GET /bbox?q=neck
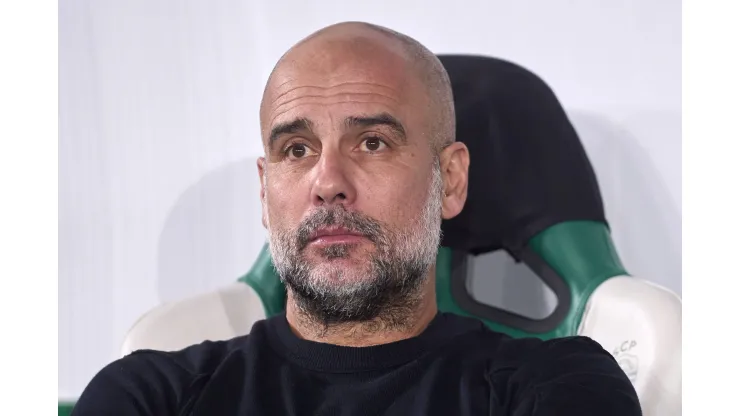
[285,273,438,347]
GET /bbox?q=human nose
[310,148,357,207]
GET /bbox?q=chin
[306,241,373,261]
[309,259,375,284]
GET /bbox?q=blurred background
[59,0,681,401]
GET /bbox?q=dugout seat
[121,54,681,416]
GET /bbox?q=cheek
[265,180,308,228]
[361,173,430,226]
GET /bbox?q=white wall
[59,0,681,399]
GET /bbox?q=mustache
[295,206,384,250]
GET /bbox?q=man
[73,22,641,415]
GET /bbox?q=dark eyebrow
[268,118,314,149]
[344,113,406,142]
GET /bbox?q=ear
[257,157,268,229]
[439,142,470,220]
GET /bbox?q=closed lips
[309,227,365,241]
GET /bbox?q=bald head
[260,22,456,152]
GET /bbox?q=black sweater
[72,312,641,415]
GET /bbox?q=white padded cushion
[121,282,266,356]
[578,276,681,416]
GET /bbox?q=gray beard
[266,161,444,331]
[276,242,429,331]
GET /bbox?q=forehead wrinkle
[269,81,400,107]
[268,100,403,132]
[273,91,401,116]
[268,93,403,129]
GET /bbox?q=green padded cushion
[437,220,627,339]
[238,246,285,317]
[58,402,74,416]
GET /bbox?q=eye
[285,143,317,160]
[360,136,388,152]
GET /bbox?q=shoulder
[515,335,629,380]
[496,334,614,367]
[432,314,641,413]
[495,335,642,415]
[135,332,254,375]
[443,315,622,371]
[72,334,252,416]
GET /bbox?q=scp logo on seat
[612,340,639,383]
[612,340,637,356]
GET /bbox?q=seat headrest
[437,55,607,258]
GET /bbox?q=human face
[258,39,444,324]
